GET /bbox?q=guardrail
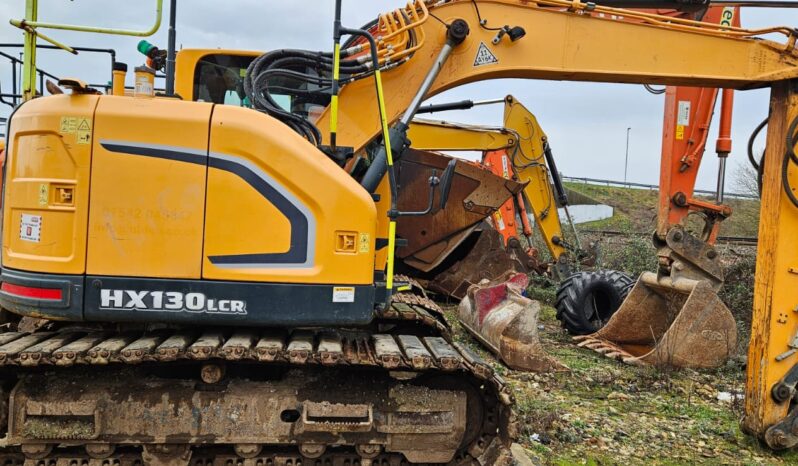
[563,175,759,200]
[581,229,758,246]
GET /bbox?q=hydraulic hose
[782,115,798,208]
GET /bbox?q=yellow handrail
[11,0,163,101]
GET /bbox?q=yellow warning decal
[76,118,92,145]
[675,125,685,141]
[358,233,370,253]
[38,184,48,206]
[59,116,78,134]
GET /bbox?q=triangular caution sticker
[473,42,499,67]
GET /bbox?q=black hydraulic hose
[782,115,798,208]
[748,117,768,171]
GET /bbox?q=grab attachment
[575,226,737,368]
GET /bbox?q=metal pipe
[165,0,177,96]
[10,0,163,37]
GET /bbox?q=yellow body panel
[2,95,98,274]
[203,105,376,285]
[408,120,514,151]
[86,97,211,278]
[744,82,798,437]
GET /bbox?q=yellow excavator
[3,1,798,463]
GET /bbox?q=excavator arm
[408,96,572,264]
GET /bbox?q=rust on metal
[574,272,737,368]
[459,273,568,372]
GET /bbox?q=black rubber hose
[783,115,798,209]
[748,117,768,171]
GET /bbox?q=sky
[1,1,797,191]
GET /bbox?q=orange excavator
[574,4,744,366]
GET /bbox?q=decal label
[332,286,355,303]
[492,211,506,231]
[473,42,499,67]
[20,214,42,242]
[38,184,48,206]
[501,155,510,179]
[100,289,247,315]
[59,116,78,134]
[720,7,735,28]
[359,233,370,253]
[677,101,691,126]
[76,118,92,144]
[675,125,685,141]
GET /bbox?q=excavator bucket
[458,272,568,372]
[574,271,737,368]
[396,149,534,298]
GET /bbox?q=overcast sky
[2,1,797,191]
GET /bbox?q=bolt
[706,249,718,260]
[672,231,683,242]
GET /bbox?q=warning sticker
[76,118,92,144]
[501,155,510,179]
[473,42,499,67]
[493,211,506,231]
[59,116,78,134]
[358,233,370,253]
[38,184,48,206]
[677,101,691,126]
[675,125,685,141]
[20,214,42,243]
[332,286,355,303]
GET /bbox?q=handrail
[9,0,162,38]
[10,0,163,101]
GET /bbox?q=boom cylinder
[361,20,470,193]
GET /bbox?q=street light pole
[624,127,631,184]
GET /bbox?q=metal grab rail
[10,0,162,101]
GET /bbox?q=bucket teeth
[577,273,737,368]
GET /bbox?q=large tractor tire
[555,270,634,335]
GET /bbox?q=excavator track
[0,300,515,466]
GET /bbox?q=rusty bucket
[458,273,567,372]
[574,271,737,368]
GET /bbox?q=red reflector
[1,282,62,300]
